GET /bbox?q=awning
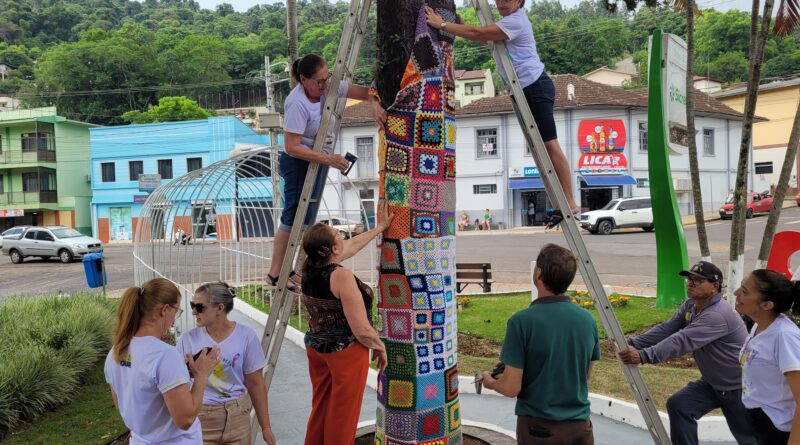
[508,178,544,190]
[579,175,637,187]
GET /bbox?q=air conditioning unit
[673,178,692,191]
[258,112,283,129]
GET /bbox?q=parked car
[1,226,103,264]
[318,217,365,239]
[580,196,654,235]
[795,192,800,206]
[0,226,29,249]
[718,192,773,219]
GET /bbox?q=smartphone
[187,346,213,376]
[343,152,358,176]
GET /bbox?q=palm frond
[774,0,800,36]
[671,0,703,15]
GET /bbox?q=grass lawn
[2,361,127,444]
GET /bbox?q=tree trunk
[287,0,298,89]
[727,0,775,302]
[755,101,800,269]
[685,0,711,261]
[375,0,425,109]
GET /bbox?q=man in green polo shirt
[482,243,599,444]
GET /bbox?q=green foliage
[122,96,212,124]
[0,294,115,440]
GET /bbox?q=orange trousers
[304,342,369,445]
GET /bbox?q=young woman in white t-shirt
[425,0,580,218]
[177,282,277,445]
[734,269,800,445]
[105,278,220,445]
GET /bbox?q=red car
[796,192,800,206]
[719,192,773,219]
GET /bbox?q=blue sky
[195,0,754,13]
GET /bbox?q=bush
[0,294,115,439]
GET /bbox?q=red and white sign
[578,153,629,175]
[0,210,24,218]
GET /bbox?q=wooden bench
[456,263,493,293]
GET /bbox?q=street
[2,206,799,298]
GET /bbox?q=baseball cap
[678,261,723,283]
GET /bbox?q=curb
[236,298,735,442]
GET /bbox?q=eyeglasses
[685,276,713,285]
[171,305,183,318]
[190,302,207,313]
[305,73,332,88]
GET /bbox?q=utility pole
[287,0,298,88]
[265,56,281,234]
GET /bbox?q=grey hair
[196,281,236,314]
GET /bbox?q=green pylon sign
[648,30,689,308]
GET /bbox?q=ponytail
[302,223,337,279]
[751,269,800,317]
[112,278,181,362]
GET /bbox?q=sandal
[268,271,302,293]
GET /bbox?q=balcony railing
[0,190,58,205]
[0,150,56,164]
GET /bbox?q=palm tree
[287,0,298,88]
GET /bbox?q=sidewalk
[231,310,733,444]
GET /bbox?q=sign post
[138,174,162,193]
[648,30,689,308]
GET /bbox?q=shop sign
[138,174,162,192]
[578,119,629,175]
[578,153,629,175]
[0,209,24,218]
[664,33,689,155]
[133,195,149,204]
[508,166,540,178]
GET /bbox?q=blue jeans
[666,380,756,445]
[278,152,327,232]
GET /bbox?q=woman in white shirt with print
[177,282,277,445]
[105,278,219,445]
[734,269,800,445]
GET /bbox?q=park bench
[456,262,493,293]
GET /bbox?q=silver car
[0,226,29,249]
[2,226,103,264]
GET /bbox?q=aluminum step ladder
[250,0,373,442]
[469,0,670,443]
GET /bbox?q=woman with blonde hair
[105,277,219,444]
[177,282,277,445]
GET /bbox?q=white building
[454,69,495,108]
[334,75,753,229]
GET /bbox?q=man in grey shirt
[617,261,756,445]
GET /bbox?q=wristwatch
[440,22,447,30]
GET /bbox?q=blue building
[90,117,277,243]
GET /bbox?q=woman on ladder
[267,54,386,292]
[426,1,580,222]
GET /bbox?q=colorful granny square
[431,328,444,343]
[426,274,444,293]
[435,9,458,44]
[421,255,439,274]
[380,274,412,308]
[444,82,456,114]
[414,311,431,329]
[446,400,461,434]
[413,149,443,179]
[378,372,388,405]
[394,82,423,113]
[387,379,416,411]
[412,34,441,74]
[414,328,429,344]
[412,292,430,310]
[408,275,427,293]
[444,289,454,303]
[422,78,443,113]
[384,206,411,240]
[384,408,417,440]
[381,238,405,275]
[429,292,446,309]
[416,373,445,410]
[385,173,411,206]
[412,180,443,211]
[444,117,456,151]
[431,310,446,326]
[386,110,416,146]
[384,309,413,342]
[439,211,455,236]
[415,114,445,150]
[411,210,440,238]
[418,407,446,439]
[444,153,456,180]
[385,143,411,175]
[386,341,417,379]
[445,366,459,402]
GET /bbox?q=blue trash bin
[83,252,107,288]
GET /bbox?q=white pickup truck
[1,226,103,264]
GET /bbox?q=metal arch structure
[132,144,377,333]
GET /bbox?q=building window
[355,137,374,178]
[636,178,650,188]
[473,184,497,194]
[476,128,498,158]
[21,132,52,151]
[158,159,173,180]
[638,122,648,152]
[0,135,3,153]
[0,175,3,194]
[22,172,39,191]
[755,162,773,175]
[101,162,115,182]
[703,129,715,156]
[187,157,203,172]
[465,82,484,95]
[129,161,143,181]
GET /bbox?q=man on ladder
[427,0,672,443]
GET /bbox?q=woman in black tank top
[299,202,393,444]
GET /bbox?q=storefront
[508,167,551,226]
[577,119,637,211]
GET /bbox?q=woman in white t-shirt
[734,269,800,445]
[105,278,220,445]
[425,0,580,219]
[266,53,386,294]
[177,282,277,445]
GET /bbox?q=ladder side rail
[470,0,669,443]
